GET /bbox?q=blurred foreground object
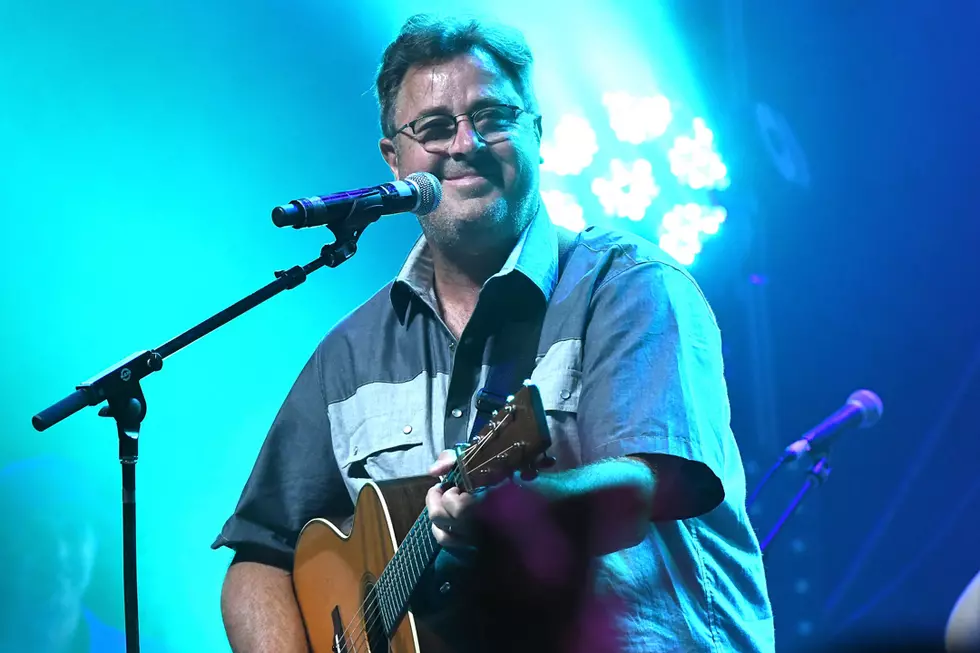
[455,481,643,653]
[947,570,980,652]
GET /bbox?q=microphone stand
[759,453,832,554]
[31,208,383,653]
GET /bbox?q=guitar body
[294,476,445,653]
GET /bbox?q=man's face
[0,516,96,647]
[380,48,541,253]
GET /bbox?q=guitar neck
[373,400,543,636]
[374,494,444,635]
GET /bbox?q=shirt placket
[443,332,484,450]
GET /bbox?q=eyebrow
[412,97,513,120]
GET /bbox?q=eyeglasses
[393,103,538,153]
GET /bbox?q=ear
[534,116,544,163]
[379,137,399,180]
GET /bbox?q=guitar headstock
[448,381,554,491]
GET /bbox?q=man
[214,13,775,653]
[0,456,166,653]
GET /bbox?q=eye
[413,115,455,139]
[474,105,517,128]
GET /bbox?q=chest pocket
[342,409,429,482]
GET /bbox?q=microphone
[272,171,442,229]
[783,389,883,462]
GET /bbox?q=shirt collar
[389,200,559,321]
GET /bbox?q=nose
[446,116,484,157]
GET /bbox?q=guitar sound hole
[361,576,391,653]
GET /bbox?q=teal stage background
[1,2,721,650]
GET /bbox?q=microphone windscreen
[405,171,442,215]
[847,389,883,428]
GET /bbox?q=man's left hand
[425,449,483,550]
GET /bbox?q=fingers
[425,482,445,520]
[426,484,477,549]
[426,483,454,545]
[443,486,476,520]
[428,448,458,477]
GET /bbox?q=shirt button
[352,446,358,455]
[403,425,413,435]
[451,408,463,418]
[560,390,571,400]
[439,582,451,594]
[448,341,455,350]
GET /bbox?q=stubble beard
[419,182,539,263]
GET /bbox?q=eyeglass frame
[391,103,541,149]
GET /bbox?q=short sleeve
[211,346,353,565]
[578,261,730,496]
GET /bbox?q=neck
[430,237,515,338]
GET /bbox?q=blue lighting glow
[541,189,587,232]
[602,92,674,144]
[657,203,727,265]
[540,114,599,176]
[668,118,730,191]
[540,91,729,267]
[591,158,661,221]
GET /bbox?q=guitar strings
[336,410,515,653]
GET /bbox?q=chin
[421,189,529,251]
[456,204,504,227]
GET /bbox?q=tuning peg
[539,455,557,469]
[519,466,539,481]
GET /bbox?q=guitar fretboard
[368,413,514,638]
[372,472,456,636]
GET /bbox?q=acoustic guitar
[292,382,552,653]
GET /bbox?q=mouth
[444,174,494,188]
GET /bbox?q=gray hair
[375,13,540,139]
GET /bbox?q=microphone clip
[319,200,384,269]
